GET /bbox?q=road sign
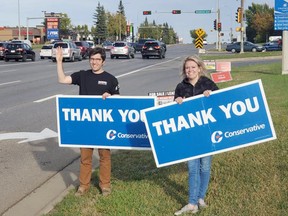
[195,28,205,49]
[143,80,277,167]
[195,10,211,14]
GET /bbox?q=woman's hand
[175,97,183,104]
[203,90,212,97]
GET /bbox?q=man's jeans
[188,156,212,205]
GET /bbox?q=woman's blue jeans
[188,156,212,205]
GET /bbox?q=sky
[1,0,275,43]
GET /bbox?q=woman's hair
[89,47,106,61]
[181,55,207,79]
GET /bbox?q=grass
[45,57,288,216]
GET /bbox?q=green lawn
[46,57,288,216]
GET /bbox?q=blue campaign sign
[57,96,156,149]
[143,80,277,167]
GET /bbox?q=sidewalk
[2,157,81,216]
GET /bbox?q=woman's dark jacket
[174,76,219,99]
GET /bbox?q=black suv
[0,42,9,60]
[4,43,35,62]
[134,38,155,53]
[141,40,166,59]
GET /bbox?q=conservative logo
[211,131,223,143]
[106,130,117,140]
[106,129,148,141]
[211,123,266,144]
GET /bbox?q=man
[56,46,119,196]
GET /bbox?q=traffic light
[172,10,181,14]
[236,7,242,23]
[143,11,151,15]
[218,22,222,31]
[213,19,217,30]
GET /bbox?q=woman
[174,55,219,215]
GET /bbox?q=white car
[203,40,208,45]
[51,41,82,62]
[40,44,53,59]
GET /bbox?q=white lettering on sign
[152,108,216,136]
[151,97,261,137]
[118,109,140,123]
[62,108,113,122]
[219,97,259,119]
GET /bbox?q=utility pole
[240,0,244,53]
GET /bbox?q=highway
[0,44,281,214]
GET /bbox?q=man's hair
[89,47,106,61]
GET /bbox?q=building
[0,26,45,44]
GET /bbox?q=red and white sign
[216,61,231,72]
[210,71,232,83]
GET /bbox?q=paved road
[0,44,281,215]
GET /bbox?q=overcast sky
[1,0,275,43]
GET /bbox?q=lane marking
[0,69,17,74]
[34,95,61,103]
[33,57,180,103]
[116,57,180,78]
[0,80,21,86]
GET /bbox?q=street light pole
[18,0,21,39]
[240,0,244,53]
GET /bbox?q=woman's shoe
[174,204,198,215]
[198,199,208,208]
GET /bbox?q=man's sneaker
[174,204,198,215]
[102,187,111,196]
[75,187,88,197]
[198,199,208,208]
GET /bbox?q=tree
[245,3,277,43]
[138,18,177,44]
[92,2,107,44]
[59,13,73,39]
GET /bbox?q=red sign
[210,71,232,83]
[216,61,231,72]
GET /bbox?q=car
[11,39,32,47]
[4,42,35,62]
[225,41,265,53]
[51,41,82,62]
[134,38,155,53]
[102,41,114,51]
[263,41,282,51]
[203,40,208,45]
[0,41,9,60]
[110,41,135,59]
[74,41,90,59]
[86,40,95,49]
[39,44,53,59]
[141,40,166,59]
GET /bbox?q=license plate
[11,50,15,53]
[148,47,153,50]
